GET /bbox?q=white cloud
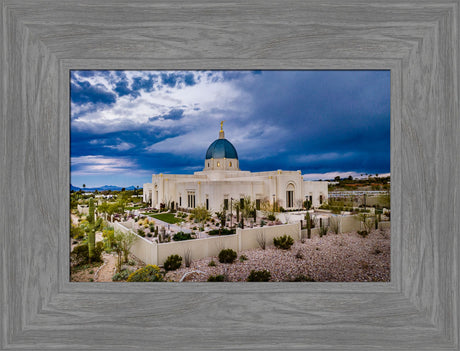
[71,71,253,134]
[71,155,139,175]
[302,171,390,181]
[104,139,135,151]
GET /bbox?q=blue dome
[205,138,238,160]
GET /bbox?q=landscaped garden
[148,212,184,224]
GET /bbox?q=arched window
[286,183,295,208]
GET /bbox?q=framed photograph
[69,69,391,283]
[1,1,458,350]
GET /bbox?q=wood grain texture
[1,1,459,350]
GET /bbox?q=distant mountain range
[70,184,139,192]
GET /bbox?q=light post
[230,197,233,228]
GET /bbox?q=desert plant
[329,217,340,234]
[218,248,237,264]
[273,235,294,250]
[357,230,369,237]
[127,265,164,282]
[256,232,266,250]
[83,217,103,263]
[295,250,304,259]
[112,269,132,281]
[207,274,225,282]
[173,232,195,241]
[184,248,192,268]
[70,241,104,266]
[305,212,311,239]
[247,269,271,282]
[137,228,145,237]
[239,254,248,262]
[70,224,85,240]
[319,222,329,237]
[208,228,236,236]
[163,254,182,271]
[208,259,216,267]
[288,274,315,282]
[356,213,374,233]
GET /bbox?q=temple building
[143,123,328,212]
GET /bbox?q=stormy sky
[70,70,390,187]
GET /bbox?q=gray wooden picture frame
[1,1,459,350]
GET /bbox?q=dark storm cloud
[149,109,184,122]
[70,79,116,105]
[70,70,390,187]
[232,70,390,174]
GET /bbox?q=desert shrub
[239,254,248,262]
[247,269,271,282]
[329,217,340,234]
[112,269,132,281]
[173,232,195,241]
[357,230,369,238]
[147,233,153,237]
[208,260,216,267]
[163,254,182,271]
[256,232,266,250]
[207,274,225,282]
[208,228,236,236]
[70,225,85,240]
[137,229,145,237]
[184,248,192,268]
[289,274,315,282]
[127,265,164,282]
[70,241,104,266]
[267,214,276,221]
[128,259,136,266]
[295,250,304,259]
[318,223,328,237]
[273,235,294,250]
[218,249,237,264]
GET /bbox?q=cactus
[306,212,311,239]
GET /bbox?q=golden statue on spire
[219,121,225,139]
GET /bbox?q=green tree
[215,204,227,229]
[192,205,211,230]
[118,230,137,263]
[232,202,241,223]
[355,213,374,234]
[241,196,256,228]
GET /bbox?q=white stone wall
[143,169,328,212]
[302,180,328,207]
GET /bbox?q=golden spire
[219,120,225,139]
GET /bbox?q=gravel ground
[165,229,391,282]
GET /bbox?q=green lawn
[149,213,183,224]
